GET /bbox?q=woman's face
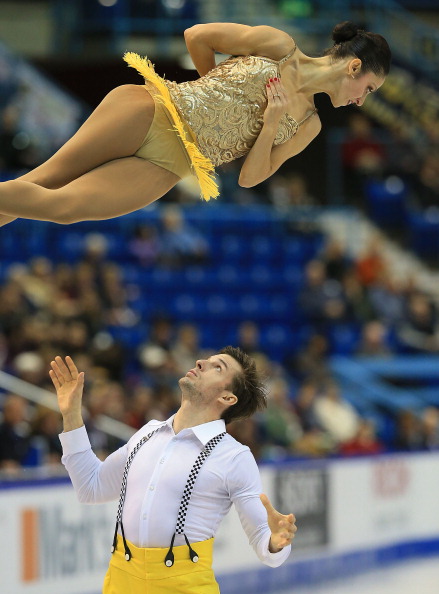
[332,61,385,108]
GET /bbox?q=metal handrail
[0,370,135,443]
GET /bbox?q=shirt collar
[149,415,226,446]
[190,419,226,446]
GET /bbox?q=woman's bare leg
[0,157,180,224]
[0,84,156,226]
[0,215,16,227]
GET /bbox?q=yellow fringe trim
[124,52,219,201]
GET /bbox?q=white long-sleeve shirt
[60,416,291,568]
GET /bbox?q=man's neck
[172,404,220,434]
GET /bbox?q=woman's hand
[50,355,85,432]
[264,77,289,127]
[260,493,297,552]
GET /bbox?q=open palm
[50,356,84,418]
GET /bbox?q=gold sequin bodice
[166,51,303,167]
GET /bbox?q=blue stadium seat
[364,177,408,229]
[408,210,439,260]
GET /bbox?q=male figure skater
[52,347,296,593]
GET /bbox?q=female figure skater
[0,21,390,226]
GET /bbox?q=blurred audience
[341,113,387,203]
[339,419,384,457]
[0,394,30,472]
[313,381,360,445]
[158,205,210,268]
[356,320,392,357]
[396,291,439,353]
[128,224,159,267]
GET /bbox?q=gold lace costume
[124,46,316,201]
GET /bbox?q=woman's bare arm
[239,113,321,188]
[184,23,294,76]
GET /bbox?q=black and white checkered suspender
[111,427,162,561]
[164,431,226,568]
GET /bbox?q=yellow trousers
[103,535,220,594]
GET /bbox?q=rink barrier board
[1,451,439,594]
[216,537,439,593]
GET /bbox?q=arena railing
[0,369,135,454]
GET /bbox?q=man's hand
[49,356,84,432]
[260,493,297,553]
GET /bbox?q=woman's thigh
[53,156,181,223]
[20,85,155,189]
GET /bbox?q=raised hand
[260,493,297,553]
[49,355,85,432]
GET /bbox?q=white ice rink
[278,556,439,594]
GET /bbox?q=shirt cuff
[59,425,91,455]
[260,531,291,567]
[266,543,291,563]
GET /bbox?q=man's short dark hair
[219,346,267,425]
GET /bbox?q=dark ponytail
[325,21,391,77]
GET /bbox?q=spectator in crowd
[0,278,32,361]
[82,232,109,274]
[0,106,33,172]
[30,406,63,465]
[100,263,139,329]
[171,323,202,377]
[82,383,116,459]
[286,333,330,382]
[158,205,210,268]
[237,320,265,359]
[128,224,159,267]
[0,394,30,471]
[12,351,46,387]
[339,419,384,456]
[356,320,392,357]
[298,259,346,328]
[290,379,335,457]
[368,273,407,327]
[138,315,173,351]
[313,381,359,445]
[268,172,316,212]
[396,291,439,353]
[416,149,439,209]
[321,239,352,283]
[386,122,421,186]
[341,112,387,202]
[261,378,304,459]
[342,268,375,323]
[422,407,439,451]
[292,379,320,433]
[124,385,155,430]
[394,409,425,452]
[355,237,386,287]
[227,416,262,459]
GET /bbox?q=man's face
[179,353,242,406]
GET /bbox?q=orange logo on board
[21,508,39,582]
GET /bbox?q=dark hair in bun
[324,20,391,77]
[332,21,360,44]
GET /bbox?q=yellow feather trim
[123,52,219,201]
